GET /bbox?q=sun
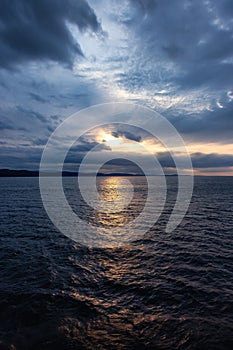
[103,133,113,142]
[102,133,123,148]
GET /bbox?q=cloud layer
[0,0,232,174]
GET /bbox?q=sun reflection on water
[98,177,120,202]
[91,176,146,229]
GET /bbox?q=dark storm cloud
[0,145,43,169]
[0,136,111,169]
[102,124,150,143]
[105,152,233,171]
[71,138,111,153]
[156,151,233,169]
[111,130,142,142]
[0,0,102,69]
[64,138,111,165]
[191,152,233,168]
[156,152,175,169]
[64,138,111,164]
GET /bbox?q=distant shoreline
[0,169,180,177]
[0,169,143,177]
[1,169,232,177]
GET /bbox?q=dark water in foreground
[0,176,233,350]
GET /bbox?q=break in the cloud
[0,0,233,174]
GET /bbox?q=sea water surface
[0,176,233,350]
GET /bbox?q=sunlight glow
[102,133,123,147]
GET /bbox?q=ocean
[0,176,233,350]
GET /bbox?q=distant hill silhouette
[0,169,40,177]
[0,169,145,177]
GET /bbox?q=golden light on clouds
[91,127,233,176]
[186,142,233,155]
[99,129,233,157]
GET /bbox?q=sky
[0,0,233,175]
